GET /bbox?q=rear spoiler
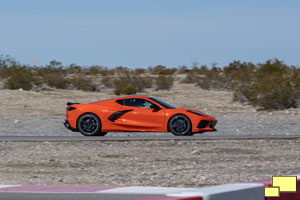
[67,102,81,106]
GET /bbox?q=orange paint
[65,96,217,135]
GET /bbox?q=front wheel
[77,113,107,136]
[168,114,193,136]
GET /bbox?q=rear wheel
[168,114,193,136]
[77,113,107,136]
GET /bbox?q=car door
[119,98,165,131]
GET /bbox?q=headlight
[187,110,206,117]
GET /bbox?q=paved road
[1,134,300,141]
[1,115,300,138]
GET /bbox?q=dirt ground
[0,81,300,187]
[0,139,300,187]
[1,82,299,119]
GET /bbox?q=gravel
[0,139,300,187]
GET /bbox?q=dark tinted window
[115,99,124,105]
[124,98,154,108]
[149,97,176,109]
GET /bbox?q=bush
[4,65,35,90]
[151,65,177,75]
[114,66,130,75]
[134,68,146,75]
[34,63,69,89]
[43,73,69,89]
[70,75,96,91]
[112,74,132,89]
[195,69,222,90]
[66,64,82,74]
[222,61,256,89]
[233,59,300,110]
[155,75,174,90]
[34,65,66,77]
[89,66,114,76]
[0,55,17,77]
[101,76,114,88]
[151,65,166,74]
[234,78,300,110]
[111,75,152,92]
[131,76,152,92]
[159,68,177,75]
[181,73,198,84]
[191,65,209,75]
[114,85,137,95]
[177,65,189,74]
[196,77,212,90]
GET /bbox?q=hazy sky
[0,0,299,68]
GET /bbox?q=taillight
[67,107,76,111]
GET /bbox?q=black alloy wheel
[77,113,107,136]
[168,114,193,136]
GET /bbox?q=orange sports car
[64,96,217,136]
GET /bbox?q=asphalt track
[1,134,300,141]
[0,192,155,200]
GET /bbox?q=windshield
[149,97,176,109]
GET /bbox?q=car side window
[115,99,124,105]
[124,98,154,109]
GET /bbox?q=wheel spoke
[80,116,98,134]
[172,118,188,134]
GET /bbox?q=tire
[168,114,193,136]
[77,113,107,136]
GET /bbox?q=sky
[0,0,299,68]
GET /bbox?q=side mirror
[151,104,161,111]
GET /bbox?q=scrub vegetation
[0,54,299,110]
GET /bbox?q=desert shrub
[114,66,130,75]
[234,77,300,110]
[111,74,152,92]
[195,68,223,90]
[155,75,174,90]
[191,65,209,75]
[131,76,152,91]
[196,77,212,90]
[114,85,137,95]
[185,65,223,90]
[66,64,82,74]
[89,66,114,76]
[70,75,96,91]
[112,74,132,89]
[181,73,199,84]
[151,65,177,75]
[233,59,300,110]
[89,66,102,74]
[232,87,251,103]
[177,65,189,74]
[101,76,114,88]
[35,65,66,77]
[151,65,166,74]
[134,68,146,75]
[159,68,177,75]
[190,61,256,90]
[222,61,256,89]
[4,65,35,90]
[43,73,69,89]
[48,60,63,68]
[34,61,69,89]
[0,55,17,77]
